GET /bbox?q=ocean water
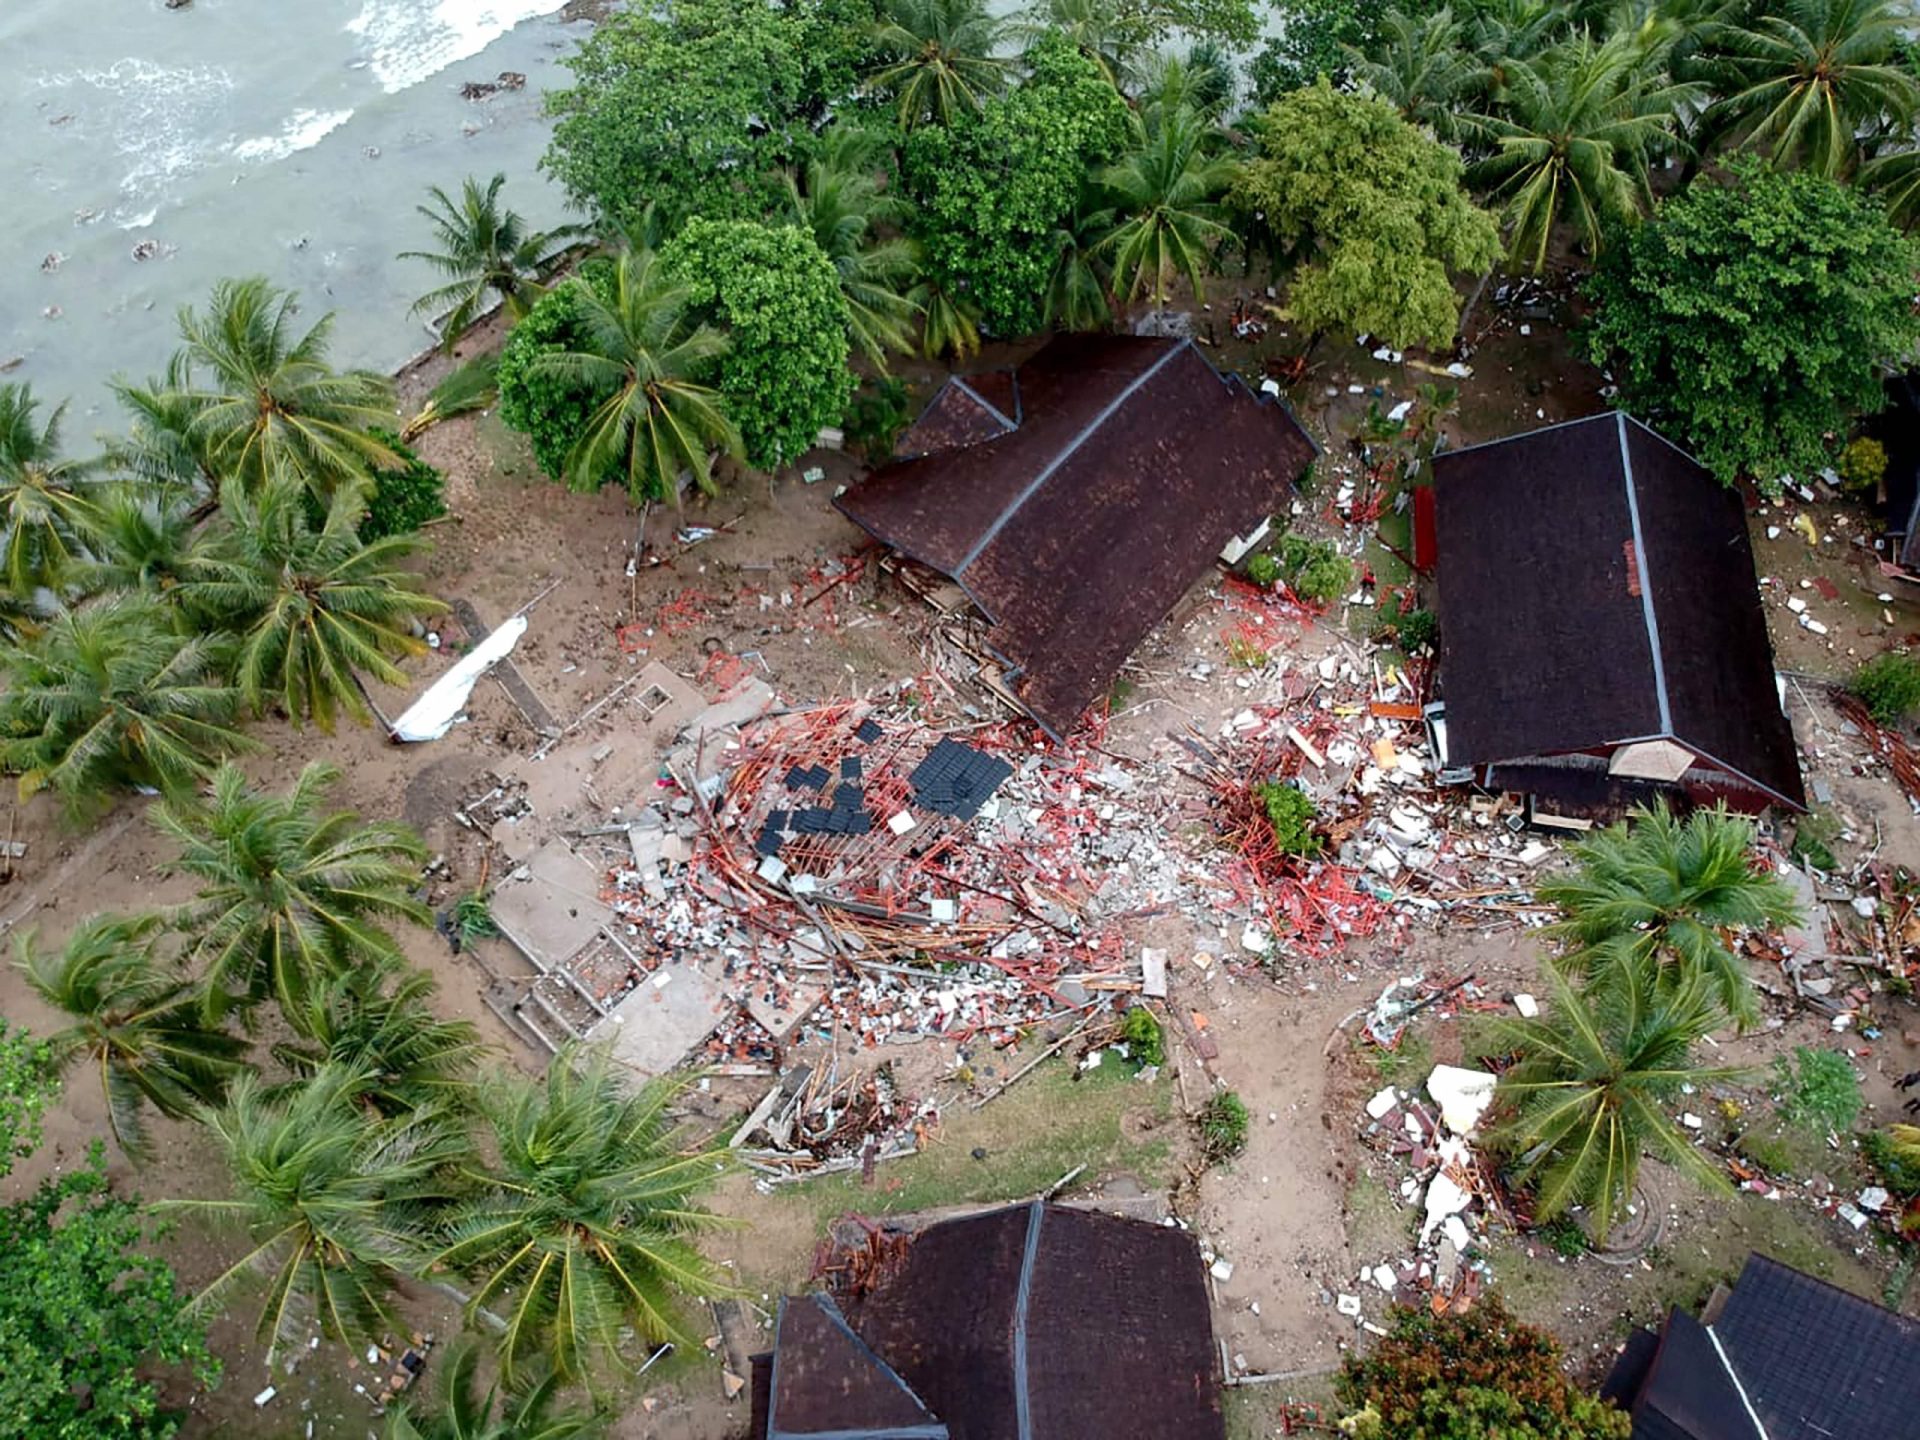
[1,0,588,430]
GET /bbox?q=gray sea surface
[1,0,587,431]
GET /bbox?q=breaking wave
[229,107,356,163]
[346,0,569,94]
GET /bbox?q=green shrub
[1336,1296,1631,1440]
[357,428,447,541]
[1736,1126,1795,1177]
[1373,604,1438,654]
[1852,651,1920,724]
[1199,1090,1250,1161]
[497,260,618,487]
[1538,1214,1587,1257]
[1773,1046,1861,1136]
[1841,435,1888,493]
[1789,807,1841,872]
[451,891,499,951]
[1244,551,1280,588]
[1275,531,1354,603]
[1864,1127,1920,1195]
[1120,1006,1164,1068]
[842,376,914,463]
[1253,779,1322,857]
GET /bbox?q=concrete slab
[591,957,733,1080]
[492,840,615,969]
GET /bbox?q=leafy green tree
[1695,0,1918,177]
[1251,0,1372,102]
[1097,104,1236,306]
[1586,160,1920,488]
[158,761,430,1020]
[1345,7,1484,135]
[182,1065,467,1356]
[436,1048,729,1388]
[0,597,247,808]
[0,382,99,599]
[0,1020,53,1179]
[1016,0,1152,90]
[273,959,485,1119]
[543,0,865,233]
[661,220,855,471]
[1336,1295,1630,1439]
[784,132,923,367]
[19,915,250,1158]
[356,428,448,541]
[1483,964,1740,1238]
[497,272,615,486]
[1462,34,1697,271]
[1231,82,1501,350]
[173,277,398,504]
[903,35,1130,338]
[382,1339,603,1440]
[1541,802,1800,1028]
[0,1145,217,1440]
[401,174,578,347]
[867,0,1011,127]
[180,479,441,731]
[526,250,741,502]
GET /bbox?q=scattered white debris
[392,614,529,741]
[1426,1065,1497,1136]
[1512,992,1539,1018]
[1366,1085,1400,1120]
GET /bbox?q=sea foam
[346,0,569,94]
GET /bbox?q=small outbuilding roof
[752,1200,1226,1440]
[1432,411,1803,810]
[836,334,1316,737]
[1608,1253,1920,1440]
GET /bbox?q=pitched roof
[828,1200,1226,1440]
[1609,1254,1920,1440]
[836,334,1316,737]
[1432,412,1803,809]
[764,1295,946,1440]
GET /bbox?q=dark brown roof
[762,1295,945,1439]
[1432,412,1803,809]
[837,335,1316,737]
[767,1201,1225,1440]
[1608,1254,1920,1440]
[896,373,1020,459]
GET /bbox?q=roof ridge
[1010,1198,1046,1440]
[954,339,1191,573]
[1617,411,1674,737]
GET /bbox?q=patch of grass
[772,1053,1175,1225]
[1852,650,1920,724]
[1199,1090,1251,1161]
[1121,1006,1165,1068]
[1106,676,1135,713]
[1223,1374,1341,1440]
[1345,1172,1411,1260]
[1364,1029,1433,1089]
[1773,1046,1862,1136]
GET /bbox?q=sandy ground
[4,289,1920,1437]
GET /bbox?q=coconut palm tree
[1016,0,1145,90]
[19,914,250,1157]
[74,482,200,600]
[181,1065,468,1356]
[173,277,399,504]
[867,0,1012,128]
[783,133,922,369]
[1141,43,1237,121]
[177,478,440,731]
[1483,963,1743,1238]
[382,1339,603,1440]
[1693,0,1919,177]
[1862,144,1920,226]
[273,959,485,1118]
[157,761,430,1020]
[0,382,99,598]
[1347,7,1485,135]
[1045,201,1116,332]
[1540,801,1800,1028]
[1461,34,1700,270]
[0,597,247,807]
[1096,105,1237,306]
[534,250,739,504]
[910,270,983,360]
[107,356,225,502]
[435,1048,730,1388]
[401,174,579,349]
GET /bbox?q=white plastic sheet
[391,614,529,742]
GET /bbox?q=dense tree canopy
[0,1146,216,1440]
[497,266,616,487]
[661,220,856,470]
[903,35,1130,338]
[1232,82,1501,350]
[543,0,873,234]
[1586,159,1920,488]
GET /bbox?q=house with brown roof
[748,1200,1226,1440]
[1602,1252,1920,1440]
[835,334,1317,738]
[1430,412,1804,821]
